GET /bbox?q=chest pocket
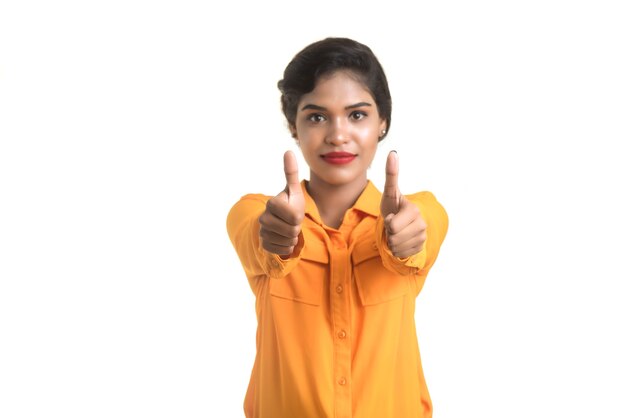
[269,238,328,306]
[352,239,409,306]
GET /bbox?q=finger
[261,241,295,256]
[385,200,423,234]
[259,228,300,247]
[284,150,301,196]
[259,209,301,238]
[384,151,400,199]
[266,195,304,226]
[387,231,426,255]
[386,223,425,248]
[391,245,425,259]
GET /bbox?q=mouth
[321,152,357,165]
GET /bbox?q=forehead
[299,70,375,107]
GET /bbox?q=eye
[351,110,367,120]
[307,113,326,123]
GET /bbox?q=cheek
[356,127,380,150]
[298,141,320,164]
[356,124,378,140]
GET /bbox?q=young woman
[227,37,448,418]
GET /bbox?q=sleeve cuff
[375,216,427,274]
[261,230,305,279]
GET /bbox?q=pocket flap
[269,236,327,306]
[301,239,329,264]
[351,239,379,265]
[352,239,409,306]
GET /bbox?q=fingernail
[391,150,397,154]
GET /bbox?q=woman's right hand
[258,151,305,256]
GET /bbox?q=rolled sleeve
[375,216,426,275]
[227,193,304,279]
[262,231,305,279]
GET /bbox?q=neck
[307,173,368,229]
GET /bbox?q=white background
[1,1,625,417]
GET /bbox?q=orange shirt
[227,180,448,418]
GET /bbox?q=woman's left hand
[379,151,427,258]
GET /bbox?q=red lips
[321,152,356,165]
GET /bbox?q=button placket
[328,230,351,417]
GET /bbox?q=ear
[378,119,387,134]
[289,125,298,141]
[378,119,388,141]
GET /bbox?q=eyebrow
[300,102,373,111]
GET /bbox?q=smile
[321,152,357,165]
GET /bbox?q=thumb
[283,150,302,198]
[384,150,400,199]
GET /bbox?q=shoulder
[404,191,448,222]
[404,191,444,208]
[227,193,271,226]
[233,193,271,206]
[405,190,438,202]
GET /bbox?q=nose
[325,118,349,145]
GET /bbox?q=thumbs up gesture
[380,151,427,258]
[259,151,305,256]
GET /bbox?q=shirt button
[335,285,343,293]
[271,259,280,268]
[338,377,347,386]
[338,330,347,339]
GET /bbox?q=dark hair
[277,37,392,141]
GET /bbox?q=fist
[259,151,305,256]
[380,151,427,258]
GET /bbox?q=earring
[379,129,387,140]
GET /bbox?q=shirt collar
[353,180,382,217]
[301,180,381,225]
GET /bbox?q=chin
[323,173,363,186]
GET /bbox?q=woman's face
[292,70,387,190]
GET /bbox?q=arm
[227,194,304,279]
[377,151,448,275]
[226,151,305,280]
[375,191,448,275]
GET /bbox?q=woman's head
[278,37,392,141]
